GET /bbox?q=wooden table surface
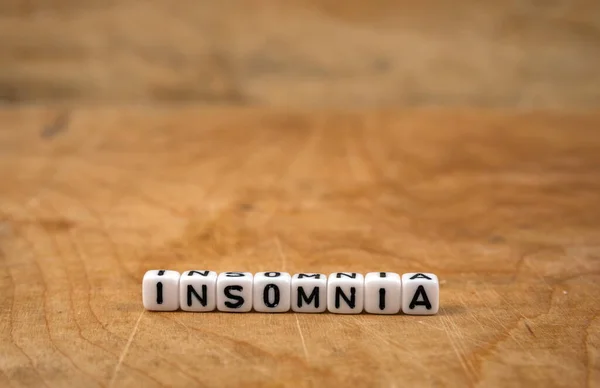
[0,106,599,387]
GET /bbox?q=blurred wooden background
[1,0,600,107]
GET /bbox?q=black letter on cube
[187,284,207,307]
[335,287,356,309]
[224,285,244,308]
[263,284,280,307]
[297,287,319,308]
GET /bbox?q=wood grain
[1,0,600,107]
[0,106,599,387]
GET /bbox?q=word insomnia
[143,271,439,315]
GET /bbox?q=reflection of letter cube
[216,272,253,312]
[179,270,217,312]
[327,272,364,314]
[142,270,180,311]
[291,273,327,313]
[253,272,291,312]
[364,272,401,314]
[401,273,439,315]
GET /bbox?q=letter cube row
[142,270,439,315]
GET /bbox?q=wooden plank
[0,106,599,387]
[1,0,600,107]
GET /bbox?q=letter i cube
[143,270,180,311]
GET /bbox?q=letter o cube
[253,272,291,312]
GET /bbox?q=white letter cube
[179,270,217,312]
[216,272,253,312]
[364,272,401,314]
[401,272,439,315]
[291,273,327,313]
[143,270,180,311]
[327,272,364,314]
[253,272,291,312]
